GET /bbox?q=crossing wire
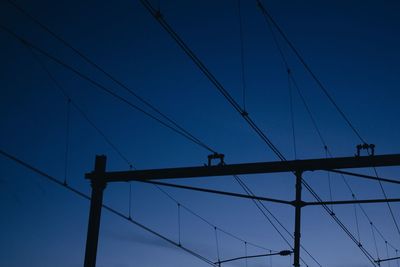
[130,13,302,262]
[2,4,322,264]
[256,0,365,144]
[234,175,320,267]
[139,1,381,266]
[0,24,217,155]
[259,0,399,256]
[5,0,216,155]
[153,184,274,252]
[0,148,216,266]
[140,0,286,161]
[256,0,400,239]
[1,22,311,264]
[6,2,388,266]
[18,29,278,256]
[23,44,133,167]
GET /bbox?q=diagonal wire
[259,0,398,258]
[256,0,400,239]
[256,0,365,143]
[0,148,216,266]
[138,1,382,266]
[20,29,275,256]
[5,0,216,154]
[0,24,215,154]
[1,5,322,262]
[1,22,309,263]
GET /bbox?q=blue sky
[0,0,400,266]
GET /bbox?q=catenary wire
[2,6,324,263]
[20,33,277,256]
[138,1,382,266]
[258,0,399,256]
[1,22,313,264]
[237,0,247,111]
[5,0,217,155]
[256,0,400,239]
[7,2,390,266]
[0,24,215,154]
[0,148,216,266]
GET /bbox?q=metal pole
[84,155,107,267]
[293,171,303,267]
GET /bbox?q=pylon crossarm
[85,154,400,182]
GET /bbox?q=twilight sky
[1,0,400,267]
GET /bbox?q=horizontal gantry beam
[85,154,400,182]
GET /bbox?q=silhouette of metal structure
[84,154,400,267]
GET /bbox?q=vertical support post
[293,170,303,267]
[84,155,107,267]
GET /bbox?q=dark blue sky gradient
[1,1,400,266]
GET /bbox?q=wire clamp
[207,153,225,166]
[355,143,375,156]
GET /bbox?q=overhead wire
[139,0,286,161]
[19,30,277,258]
[258,0,398,261]
[153,183,275,252]
[64,98,71,185]
[256,0,400,240]
[0,19,312,265]
[237,0,247,111]
[138,0,384,266]
[1,4,321,263]
[7,1,393,265]
[0,24,217,155]
[0,148,216,266]
[256,0,365,143]
[5,0,216,155]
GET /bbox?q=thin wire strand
[259,0,398,256]
[63,98,71,185]
[128,182,132,219]
[353,195,361,243]
[5,0,216,154]
[288,72,297,159]
[237,0,247,111]
[1,21,320,265]
[21,36,276,256]
[257,0,400,240]
[371,223,380,261]
[178,203,182,246]
[244,242,248,267]
[386,241,391,267]
[22,44,133,167]
[215,227,221,262]
[325,147,334,211]
[0,149,216,266]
